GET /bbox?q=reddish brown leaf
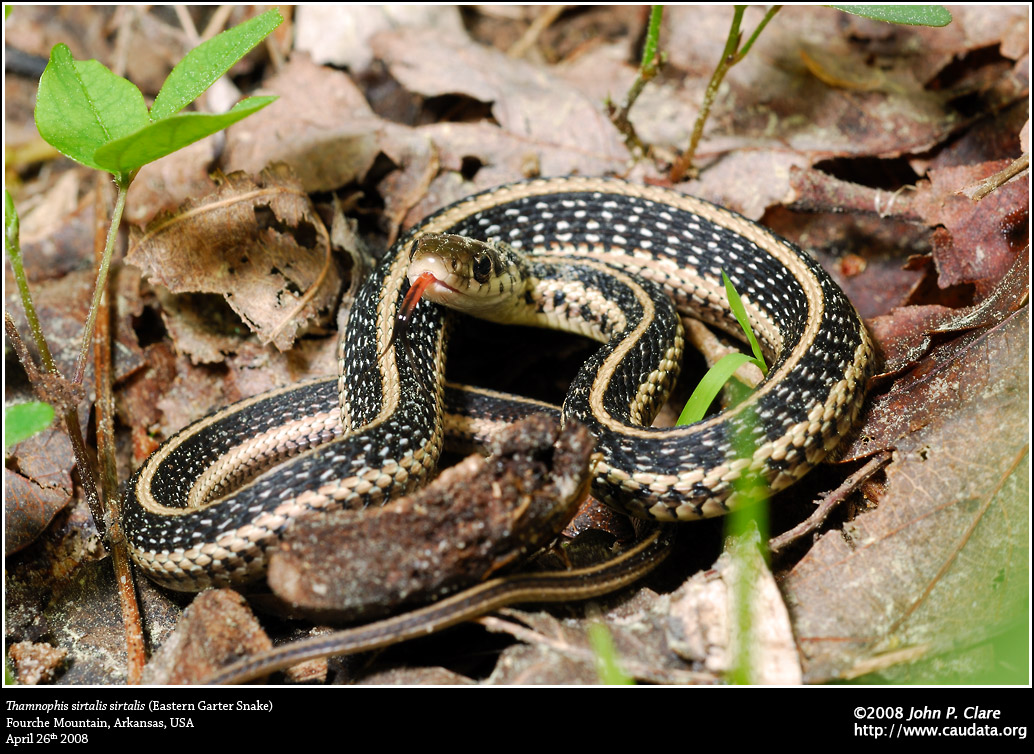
[924,164,1027,297]
[141,590,273,685]
[4,429,75,556]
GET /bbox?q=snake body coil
[123,177,874,591]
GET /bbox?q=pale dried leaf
[295,5,464,71]
[127,166,339,351]
[222,56,383,192]
[373,28,627,176]
[668,534,802,684]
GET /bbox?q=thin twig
[768,451,892,555]
[174,4,201,44]
[960,152,1029,200]
[91,177,146,685]
[200,5,236,41]
[669,5,782,183]
[508,5,567,59]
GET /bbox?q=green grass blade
[723,271,767,376]
[588,622,634,685]
[93,96,276,173]
[677,352,753,426]
[150,8,283,121]
[5,402,55,451]
[34,44,150,172]
[830,5,952,27]
[5,189,18,246]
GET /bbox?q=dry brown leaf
[375,127,440,243]
[141,590,273,685]
[865,247,1029,375]
[222,56,383,193]
[4,428,75,556]
[371,28,627,176]
[923,163,1028,297]
[127,165,339,352]
[784,308,1029,682]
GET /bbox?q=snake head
[407,233,529,314]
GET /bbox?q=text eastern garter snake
[123,176,874,680]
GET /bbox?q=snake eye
[472,254,493,284]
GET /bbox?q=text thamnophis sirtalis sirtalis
[122,176,875,682]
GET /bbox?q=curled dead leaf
[127,165,340,352]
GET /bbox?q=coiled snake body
[124,176,874,595]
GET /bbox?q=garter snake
[123,176,874,678]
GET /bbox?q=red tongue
[384,271,437,354]
[399,271,437,324]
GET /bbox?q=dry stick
[507,5,567,59]
[669,5,782,183]
[961,152,1030,201]
[768,451,892,555]
[91,179,146,684]
[201,5,238,40]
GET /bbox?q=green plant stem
[6,195,101,520]
[726,518,767,685]
[6,194,57,374]
[640,4,664,78]
[670,5,782,182]
[608,5,664,157]
[72,174,132,386]
[725,410,770,686]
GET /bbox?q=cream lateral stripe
[443,382,559,412]
[134,378,333,517]
[585,249,783,353]
[188,410,339,509]
[369,249,411,428]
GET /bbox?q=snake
[122,176,874,680]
